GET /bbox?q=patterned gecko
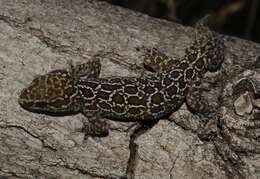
[18,22,224,137]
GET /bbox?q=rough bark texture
[0,0,260,178]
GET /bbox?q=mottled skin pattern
[18,22,224,137]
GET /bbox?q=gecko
[18,21,224,137]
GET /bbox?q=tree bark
[0,0,260,178]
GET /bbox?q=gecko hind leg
[186,81,220,140]
[141,47,180,73]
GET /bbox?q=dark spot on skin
[128,96,146,106]
[112,93,125,104]
[143,86,155,94]
[166,85,178,96]
[101,84,121,91]
[162,77,172,86]
[154,81,163,90]
[151,92,164,104]
[125,85,138,94]
[81,88,94,98]
[185,68,194,80]
[98,101,111,110]
[97,90,110,100]
[112,106,125,114]
[170,70,180,79]
[128,107,141,115]
[178,76,186,89]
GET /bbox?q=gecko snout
[18,88,36,109]
[18,75,48,110]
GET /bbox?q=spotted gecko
[18,21,224,137]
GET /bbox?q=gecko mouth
[18,98,34,109]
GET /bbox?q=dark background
[102,0,260,44]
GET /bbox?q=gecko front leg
[69,54,102,80]
[186,80,220,139]
[68,54,109,137]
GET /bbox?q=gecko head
[18,70,82,115]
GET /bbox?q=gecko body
[18,23,224,136]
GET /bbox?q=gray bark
[0,0,260,178]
